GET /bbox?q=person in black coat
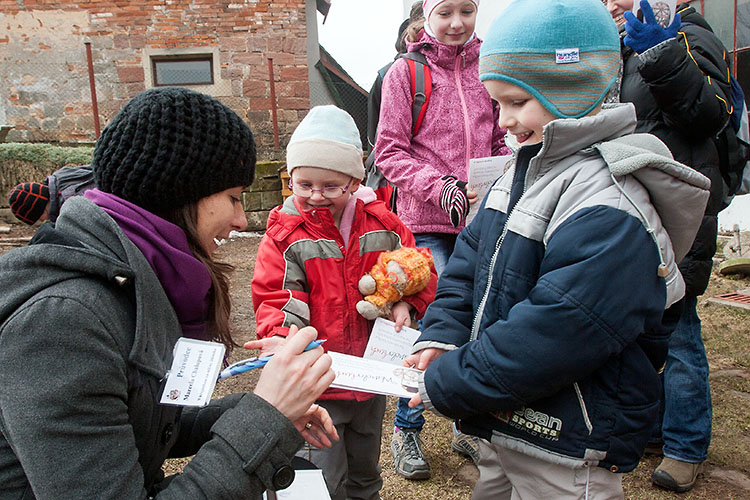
[606,0,733,492]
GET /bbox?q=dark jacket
[0,196,303,500]
[45,165,96,222]
[619,4,732,297]
[413,105,710,473]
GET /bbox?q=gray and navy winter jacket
[413,104,710,473]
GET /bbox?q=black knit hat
[8,182,50,225]
[92,87,256,213]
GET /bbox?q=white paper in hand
[328,352,422,398]
[467,155,511,224]
[363,317,421,366]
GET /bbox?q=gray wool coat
[0,196,303,500]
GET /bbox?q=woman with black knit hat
[0,87,337,499]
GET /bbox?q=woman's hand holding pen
[253,325,336,425]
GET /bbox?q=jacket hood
[0,196,181,378]
[516,103,710,264]
[594,130,710,263]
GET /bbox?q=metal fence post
[85,40,101,139]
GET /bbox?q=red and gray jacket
[252,193,437,401]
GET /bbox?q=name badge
[160,338,226,407]
[555,48,580,64]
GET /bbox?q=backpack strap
[400,51,432,137]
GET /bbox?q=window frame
[150,54,215,87]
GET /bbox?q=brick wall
[0,0,310,158]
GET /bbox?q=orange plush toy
[356,246,434,320]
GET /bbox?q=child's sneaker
[451,421,480,464]
[391,427,431,480]
[451,432,480,464]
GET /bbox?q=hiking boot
[451,431,480,464]
[391,428,431,480]
[652,457,703,492]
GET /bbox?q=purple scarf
[85,189,211,340]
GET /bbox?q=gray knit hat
[92,87,256,213]
[286,105,365,180]
[479,0,620,118]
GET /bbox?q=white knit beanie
[423,0,480,20]
[286,105,365,180]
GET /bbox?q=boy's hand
[405,347,447,371]
[390,301,413,331]
[440,175,470,227]
[292,403,339,449]
[243,334,286,357]
[467,189,479,206]
[623,0,680,54]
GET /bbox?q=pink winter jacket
[375,31,509,234]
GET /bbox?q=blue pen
[218,339,326,380]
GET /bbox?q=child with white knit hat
[402,0,712,498]
[249,105,437,500]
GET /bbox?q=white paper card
[328,352,422,399]
[467,155,512,224]
[363,318,421,366]
[263,470,331,500]
[633,0,677,27]
[160,338,225,407]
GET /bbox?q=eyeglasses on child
[289,179,353,199]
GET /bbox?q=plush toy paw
[358,274,377,296]
[356,300,391,320]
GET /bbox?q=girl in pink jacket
[375,0,508,272]
[374,0,508,481]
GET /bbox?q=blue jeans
[657,296,712,463]
[394,232,457,431]
[413,233,457,276]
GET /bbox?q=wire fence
[2,59,370,151]
[309,79,369,150]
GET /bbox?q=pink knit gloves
[440,175,470,228]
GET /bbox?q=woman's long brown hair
[163,202,237,350]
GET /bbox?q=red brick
[249,97,272,111]
[243,80,268,97]
[280,66,306,80]
[117,65,144,83]
[278,96,308,110]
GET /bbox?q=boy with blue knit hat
[401,0,712,498]
[250,105,437,500]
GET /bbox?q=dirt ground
[1,224,748,499]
